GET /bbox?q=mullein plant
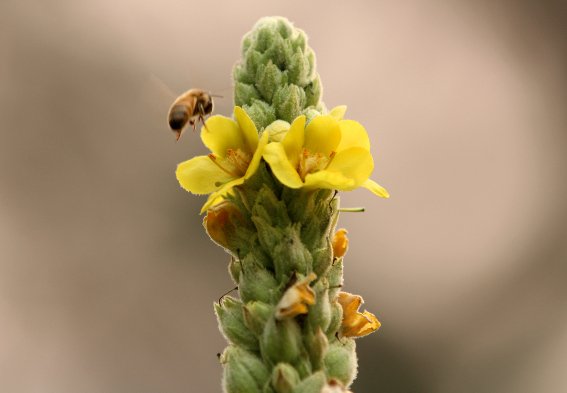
[175,17,389,393]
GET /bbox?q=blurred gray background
[1,0,567,392]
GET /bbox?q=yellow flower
[262,110,389,197]
[332,228,349,259]
[337,291,381,338]
[275,273,317,320]
[176,107,269,213]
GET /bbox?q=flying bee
[168,88,216,141]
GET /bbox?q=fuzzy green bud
[324,340,358,387]
[233,17,324,130]
[244,99,276,129]
[261,317,304,365]
[273,84,306,123]
[215,296,259,352]
[239,258,279,304]
[242,301,274,336]
[222,346,270,393]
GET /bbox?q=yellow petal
[263,142,304,188]
[326,147,374,188]
[200,177,245,213]
[200,115,246,158]
[362,179,390,198]
[201,193,226,214]
[337,120,370,151]
[244,131,269,180]
[282,115,306,167]
[265,120,291,142]
[304,115,341,156]
[234,106,259,153]
[329,105,347,121]
[303,170,356,190]
[176,156,234,194]
[338,291,381,338]
[337,292,363,316]
[332,229,349,258]
[342,310,381,338]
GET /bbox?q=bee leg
[189,119,196,132]
[198,102,211,132]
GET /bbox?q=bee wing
[148,73,178,101]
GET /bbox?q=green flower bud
[273,84,306,123]
[214,296,259,351]
[302,107,323,125]
[271,363,300,393]
[291,371,326,393]
[243,301,274,336]
[239,259,279,304]
[222,346,270,393]
[256,60,285,102]
[234,82,260,107]
[261,317,303,365]
[244,99,276,130]
[287,49,310,86]
[324,340,358,387]
[251,214,284,253]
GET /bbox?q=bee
[168,88,215,141]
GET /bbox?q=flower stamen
[208,154,239,178]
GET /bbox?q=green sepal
[304,327,329,372]
[327,259,344,299]
[326,301,343,339]
[304,75,322,107]
[271,363,300,393]
[214,296,259,352]
[252,185,292,228]
[324,339,358,387]
[243,301,274,336]
[293,356,313,380]
[291,371,326,393]
[228,256,241,284]
[312,237,333,278]
[261,317,303,365]
[272,226,312,281]
[222,346,270,393]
